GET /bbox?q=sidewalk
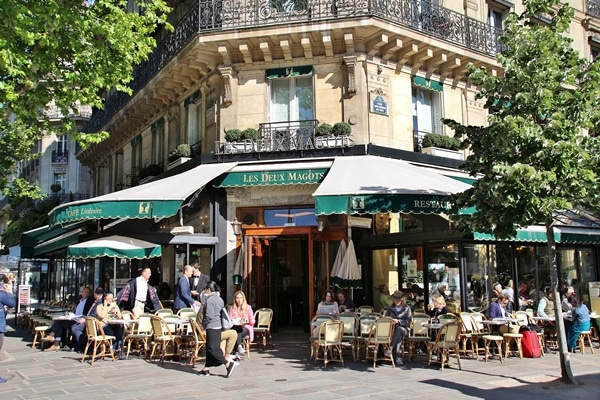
[1,315,600,399]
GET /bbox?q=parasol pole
[114,256,117,292]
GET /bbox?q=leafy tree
[443,0,600,384]
[0,0,171,198]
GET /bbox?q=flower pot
[166,157,191,171]
[422,146,464,160]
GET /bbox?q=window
[115,152,124,190]
[412,86,443,137]
[131,136,142,183]
[268,67,314,123]
[590,37,600,63]
[184,92,202,152]
[151,119,164,165]
[53,173,66,193]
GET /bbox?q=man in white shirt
[133,267,151,317]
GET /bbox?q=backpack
[221,307,234,330]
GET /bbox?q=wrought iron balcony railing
[85,0,503,134]
[588,0,600,19]
[51,150,69,163]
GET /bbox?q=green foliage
[443,0,600,239]
[168,144,191,162]
[50,184,61,193]
[315,123,333,137]
[1,196,59,246]
[241,128,260,141]
[224,129,242,142]
[332,122,352,136]
[0,0,172,198]
[422,133,461,151]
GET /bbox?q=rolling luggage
[520,327,541,358]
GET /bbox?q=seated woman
[96,291,124,351]
[312,290,338,336]
[566,295,591,352]
[229,290,255,356]
[384,290,412,366]
[427,294,451,319]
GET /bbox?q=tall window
[115,152,124,190]
[186,101,201,148]
[152,120,164,165]
[268,67,314,123]
[131,136,142,184]
[412,86,442,136]
[53,173,66,193]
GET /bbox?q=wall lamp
[231,217,243,236]
[317,215,326,232]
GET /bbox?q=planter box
[422,146,464,160]
[167,157,191,171]
[138,176,156,185]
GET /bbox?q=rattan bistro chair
[253,308,274,349]
[81,317,116,365]
[148,315,182,363]
[427,322,462,371]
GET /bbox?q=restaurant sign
[214,168,328,187]
[214,132,355,155]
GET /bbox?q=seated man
[43,287,94,351]
[336,291,356,313]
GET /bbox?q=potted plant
[315,123,333,137]
[331,121,352,137]
[421,132,463,160]
[138,164,162,182]
[167,144,192,170]
[50,184,61,194]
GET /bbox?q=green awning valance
[413,76,443,92]
[49,162,237,226]
[215,168,327,187]
[473,226,600,244]
[315,194,453,215]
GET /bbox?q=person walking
[0,274,16,383]
[198,281,237,378]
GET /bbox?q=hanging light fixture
[231,217,242,236]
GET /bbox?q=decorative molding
[343,55,357,97]
[218,65,234,106]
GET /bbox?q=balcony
[589,0,600,19]
[84,0,503,135]
[51,150,69,163]
[46,193,90,205]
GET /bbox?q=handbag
[221,307,234,330]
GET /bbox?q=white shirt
[75,297,87,315]
[136,276,148,302]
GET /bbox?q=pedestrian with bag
[198,280,237,378]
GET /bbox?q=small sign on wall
[407,260,418,278]
[370,93,389,116]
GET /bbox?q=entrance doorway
[245,235,309,332]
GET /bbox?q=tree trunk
[546,224,577,384]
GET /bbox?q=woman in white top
[312,290,338,336]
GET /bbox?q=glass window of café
[463,243,512,313]
[426,243,461,313]
[514,245,549,307]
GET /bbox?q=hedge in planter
[422,133,461,151]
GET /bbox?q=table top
[481,320,509,325]
[107,319,139,325]
[530,316,555,322]
[423,323,444,329]
[52,314,82,321]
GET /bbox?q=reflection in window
[264,207,316,227]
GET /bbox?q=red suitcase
[521,330,541,358]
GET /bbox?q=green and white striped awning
[474,226,600,244]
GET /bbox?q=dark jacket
[173,275,195,311]
[117,278,161,313]
[82,296,95,316]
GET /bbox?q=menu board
[17,285,31,315]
